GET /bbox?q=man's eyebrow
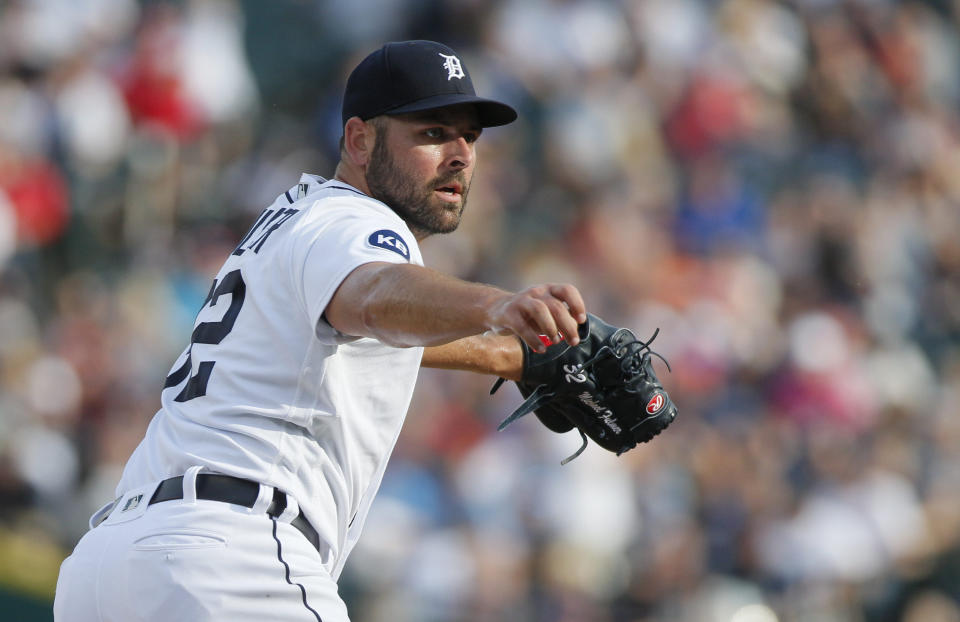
[400,110,481,129]
[405,112,453,124]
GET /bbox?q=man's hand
[484,284,587,353]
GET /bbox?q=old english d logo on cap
[438,53,465,80]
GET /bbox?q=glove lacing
[493,328,671,464]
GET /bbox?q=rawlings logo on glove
[646,393,665,414]
[491,313,677,464]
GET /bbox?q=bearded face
[363,115,476,238]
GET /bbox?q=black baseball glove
[491,313,677,464]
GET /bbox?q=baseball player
[52,40,589,621]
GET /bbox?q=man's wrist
[477,288,513,335]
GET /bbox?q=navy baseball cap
[341,40,517,129]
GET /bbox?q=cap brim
[384,94,517,127]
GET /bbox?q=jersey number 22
[163,269,246,402]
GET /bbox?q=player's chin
[425,202,463,233]
[434,212,463,233]
[431,194,464,215]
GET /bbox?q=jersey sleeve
[289,201,421,344]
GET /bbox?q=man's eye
[425,128,444,139]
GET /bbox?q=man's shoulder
[281,174,420,262]
[296,180,404,227]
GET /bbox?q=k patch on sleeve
[367,229,411,260]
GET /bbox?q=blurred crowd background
[1,0,959,620]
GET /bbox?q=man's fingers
[485,322,547,353]
[519,325,550,353]
[543,296,580,346]
[522,300,559,352]
[488,283,588,352]
[548,284,587,324]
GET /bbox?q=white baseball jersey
[116,173,424,578]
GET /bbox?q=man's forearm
[422,334,523,380]
[326,262,586,352]
[328,262,509,347]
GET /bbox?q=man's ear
[343,116,379,167]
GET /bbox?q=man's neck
[331,162,433,242]
[333,162,371,196]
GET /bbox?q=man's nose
[445,136,474,169]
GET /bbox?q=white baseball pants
[53,471,350,622]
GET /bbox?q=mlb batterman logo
[438,53,465,80]
[121,494,143,512]
[646,393,665,415]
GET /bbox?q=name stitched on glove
[577,391,622,434]
[563,364,587,384]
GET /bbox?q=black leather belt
[149,474,320,552]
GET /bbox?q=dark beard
[365,136,470,237]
